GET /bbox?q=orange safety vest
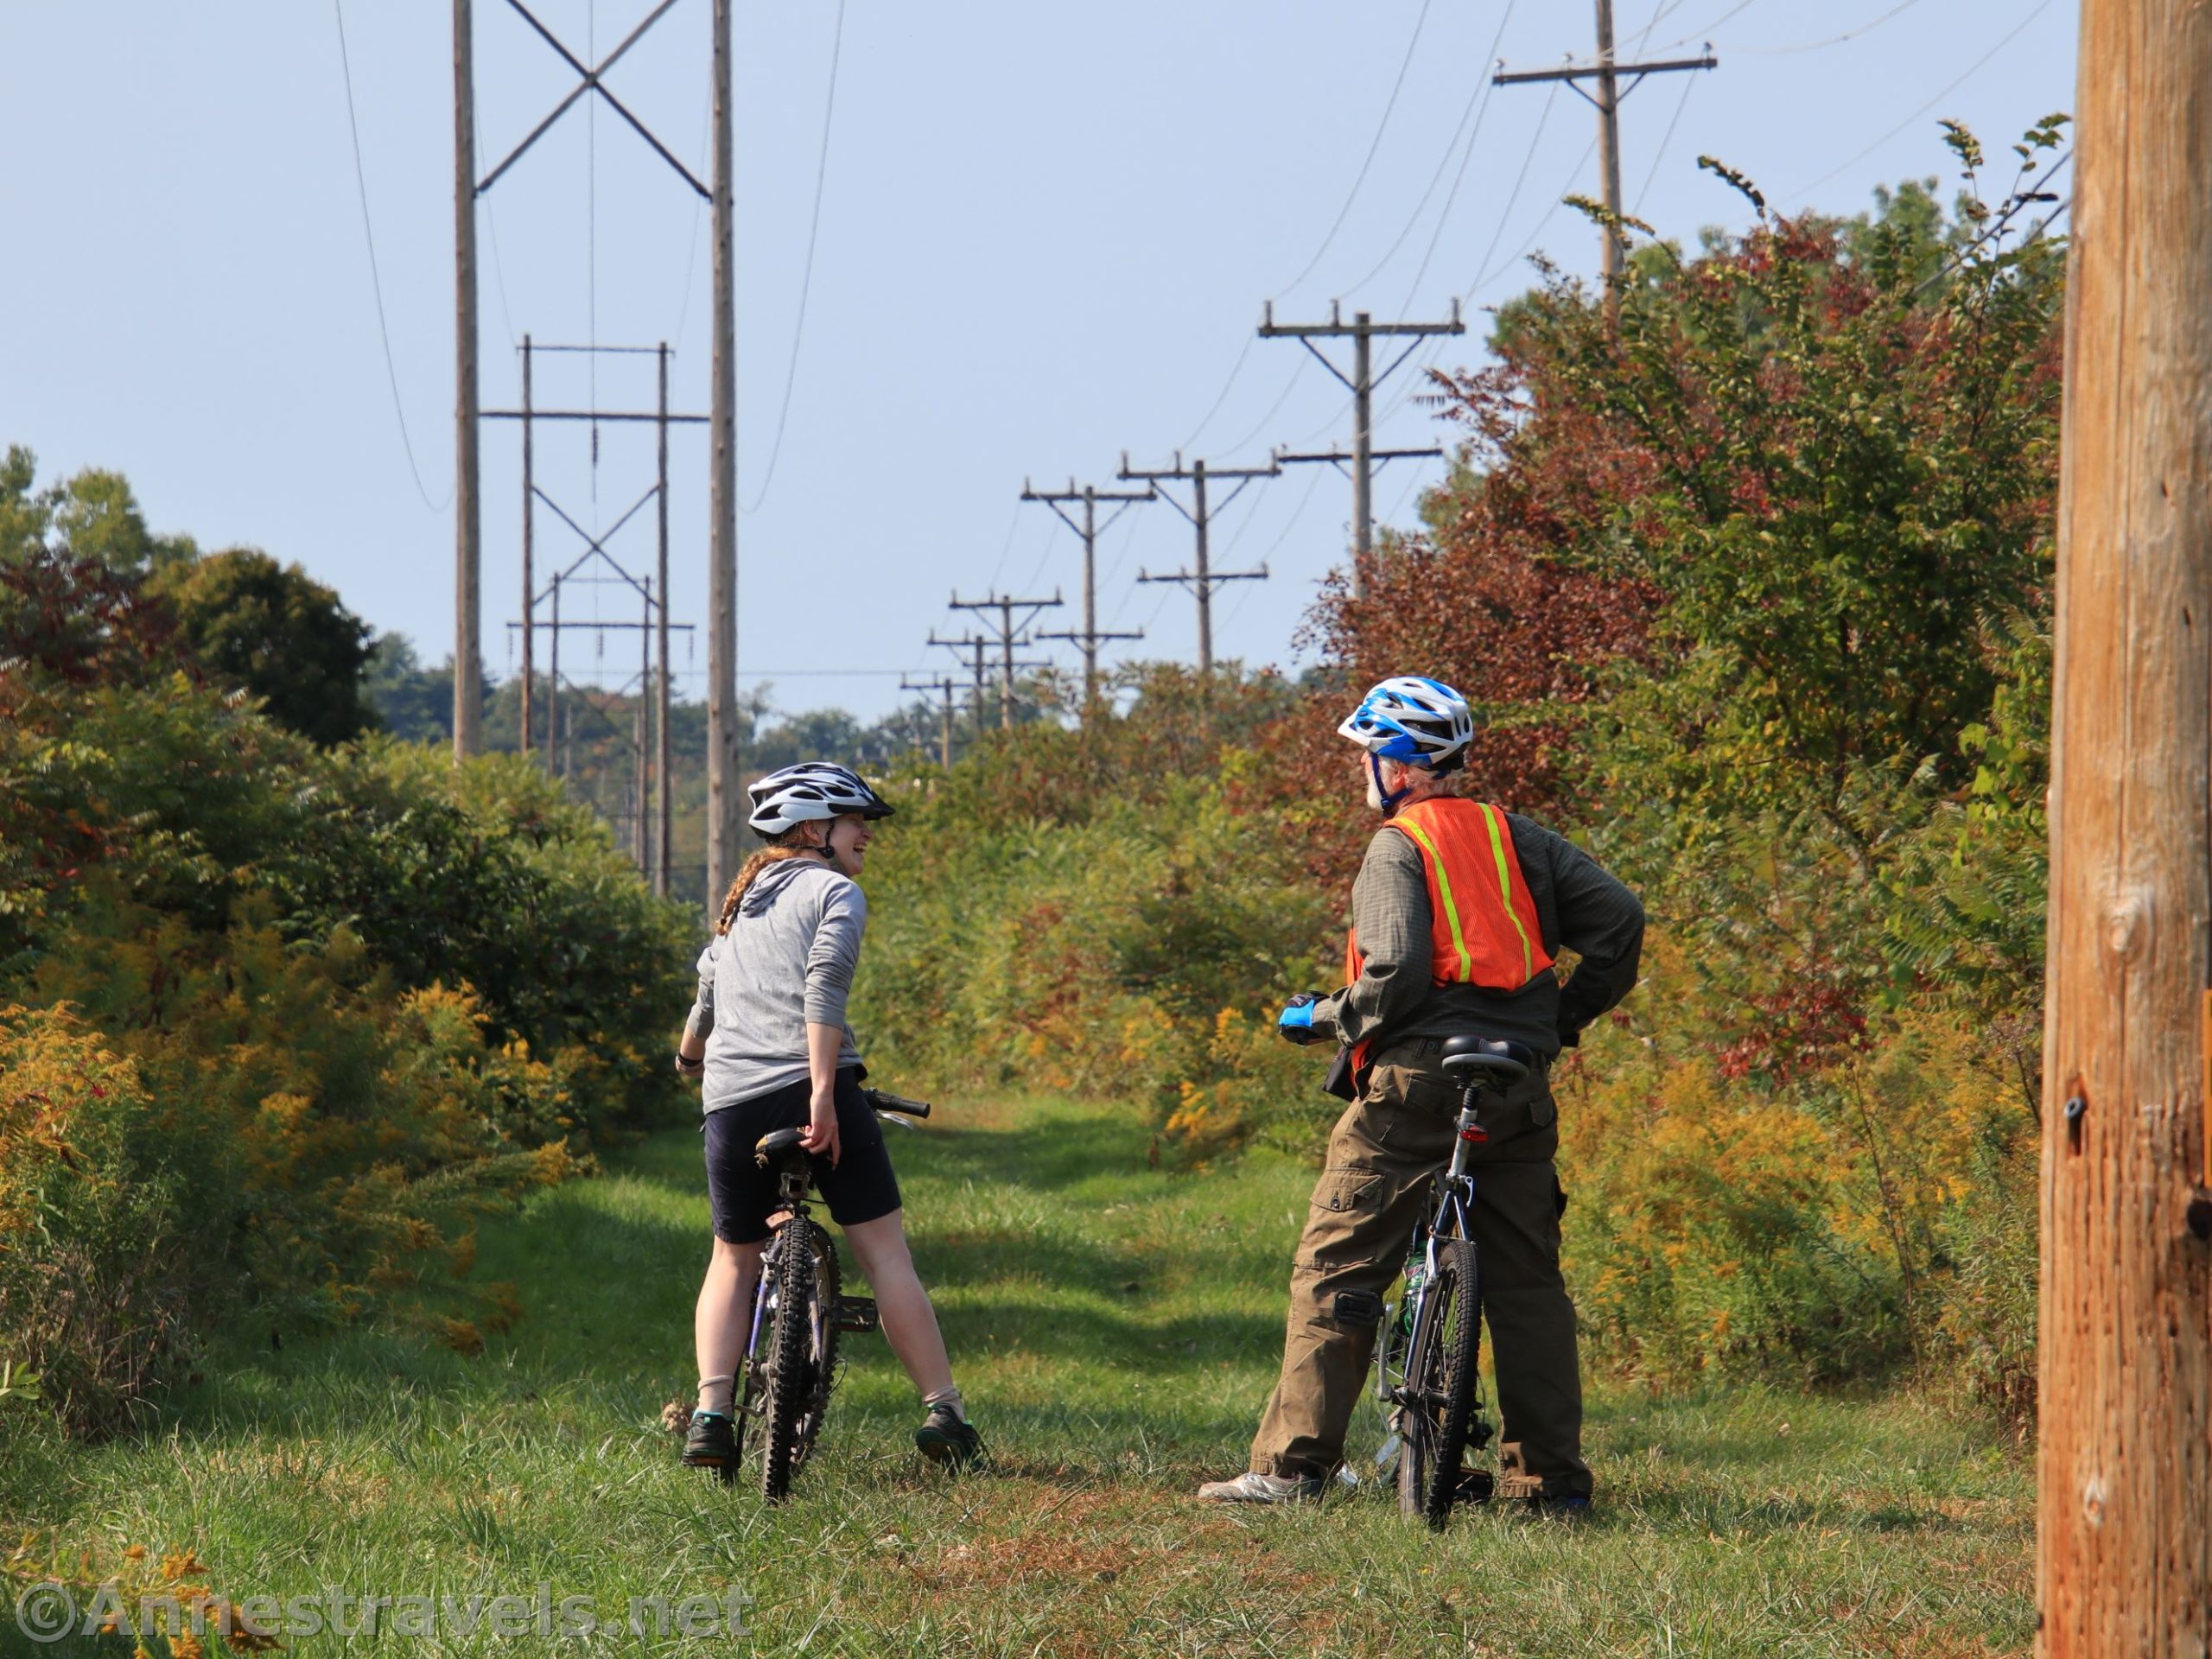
[1344,798,1554,1075]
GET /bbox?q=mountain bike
[724,1087,931,1500]
[1371,1034,1533,1529]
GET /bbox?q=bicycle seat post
[1438,1035,1535,1185]
[1446,1082,1489,1183]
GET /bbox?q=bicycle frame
[733,1090,927,1475]
[1376,1075,1495,1414]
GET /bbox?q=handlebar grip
[862,1088,931,1120]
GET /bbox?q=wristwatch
[674,1050,704,1074]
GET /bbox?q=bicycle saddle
[1440,1034,1534,1086]
[753,1126,807,1167]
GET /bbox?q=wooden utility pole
[707,0,741,910]
[635,578,652,869]
[948,591,1063,730]
[901,674,959,770]
[453,0,483,760]
[2039,2,2212,1649]
[655,342,673,897]
[1020,479,1152,709]
[1256,305,1462,598]
[1118,451,1278,677]
[928,632,995,728]
[519,334,536,757]
[1493,4,1716,316]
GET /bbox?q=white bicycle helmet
[747,762,896,836]
[1337,677,1474,773]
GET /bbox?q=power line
[1782,0,2053,204]
[743,0,848,513]
[671,91,714,357]
[1649,0,1763,52]
[1396,0,1522,308]
[1492,6,1719,299]
[1179,332,1257,451]
[1276,0,1437,296]
[1473,133,1601,291]
[981,498,1025,593]
[1340,0,1515,298]
[1729,0,1923,54]
[478,112,518,351]
[1633,63,1700,213]
[1217,356,1314,459]
[331,0,451,512]
[1469,80,1560,299]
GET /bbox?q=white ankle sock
[697,1373,735,1415]
[921,1386,966,1424]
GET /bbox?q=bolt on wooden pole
[2038,1,2212,1650]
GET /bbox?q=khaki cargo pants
[1249,1037,1592,1497]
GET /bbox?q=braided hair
[713,833,828,936]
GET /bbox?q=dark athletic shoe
[914,1404,987,1471]
[682,1409,738,1473]
[1522,1491,1592,1521]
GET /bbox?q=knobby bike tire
[789,1218,842,1478]
[1396,1234,1481,1530]
[758,1232,814,1501]
[758,1219,842,1500]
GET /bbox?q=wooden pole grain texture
[2039,1,2212,1651]
[707,0,740,912]
[452,0,483,760]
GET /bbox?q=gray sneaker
[1194,1471,1326,1504]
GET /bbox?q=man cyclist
[1198,677,1643,1513]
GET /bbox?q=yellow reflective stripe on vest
[1478,803,1537,981]
[1395,818,1473,981]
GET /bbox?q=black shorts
[701,1067,902,1244]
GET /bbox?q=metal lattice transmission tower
[454,0,739,908]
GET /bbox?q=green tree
[151,548,378,746]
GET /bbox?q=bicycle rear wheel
[1396,1234,1480,1529]
[759,1219,841,1502]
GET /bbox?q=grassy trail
[6,1095,2031,1657]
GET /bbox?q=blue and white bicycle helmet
[747,762,896,836]
[1337,677,1474,774]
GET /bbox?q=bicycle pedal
[833,1295,879,1332]
[1452,1468,1497,1505]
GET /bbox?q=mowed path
[6,1095,2033,1657]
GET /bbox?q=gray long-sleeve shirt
[684,855,866,1111]
[1316,810,1645,1062]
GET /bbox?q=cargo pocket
[1300,1165,1388,1271]
[1527,1083,1558,1130]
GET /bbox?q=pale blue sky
[1,2,2076,721]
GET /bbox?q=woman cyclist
[674,762,984,1475]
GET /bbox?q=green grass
[2,1094,2031,1657]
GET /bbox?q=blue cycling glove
[1277,993,1327,1046]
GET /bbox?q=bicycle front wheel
[1396,1234,1480,1530]
[759,1220,839,1501]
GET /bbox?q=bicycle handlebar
[861,1088,932,1120]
